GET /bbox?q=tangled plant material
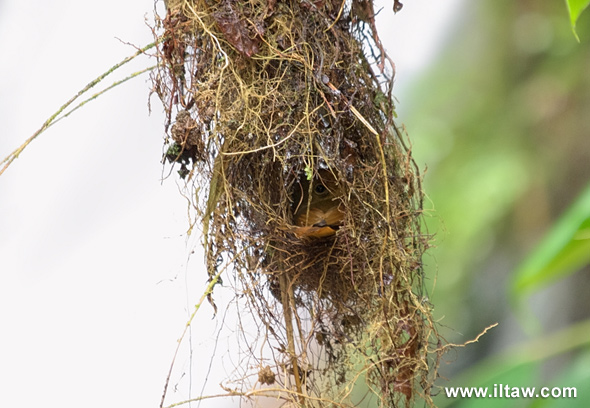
[152,0,441,406]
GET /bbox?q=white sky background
[0,1,462,407]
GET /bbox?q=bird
[292,169,345,239]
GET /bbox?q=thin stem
[1,42,157,177]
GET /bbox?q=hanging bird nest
[152,0,441,406]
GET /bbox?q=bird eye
[314,184,327,195]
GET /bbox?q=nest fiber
[152,0,440,406]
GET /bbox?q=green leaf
[512,183,590,298]
[566,0,590,41]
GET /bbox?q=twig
[278,273,305,406]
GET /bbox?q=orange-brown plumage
[292,170,344,239]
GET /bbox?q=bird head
[292,169,345,234]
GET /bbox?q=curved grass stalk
[1,42,157,177]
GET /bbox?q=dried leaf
[213,1,260,57]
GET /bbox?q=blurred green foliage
[396,0,590,406]
[434,319,590,407]
[513,184,590,298]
